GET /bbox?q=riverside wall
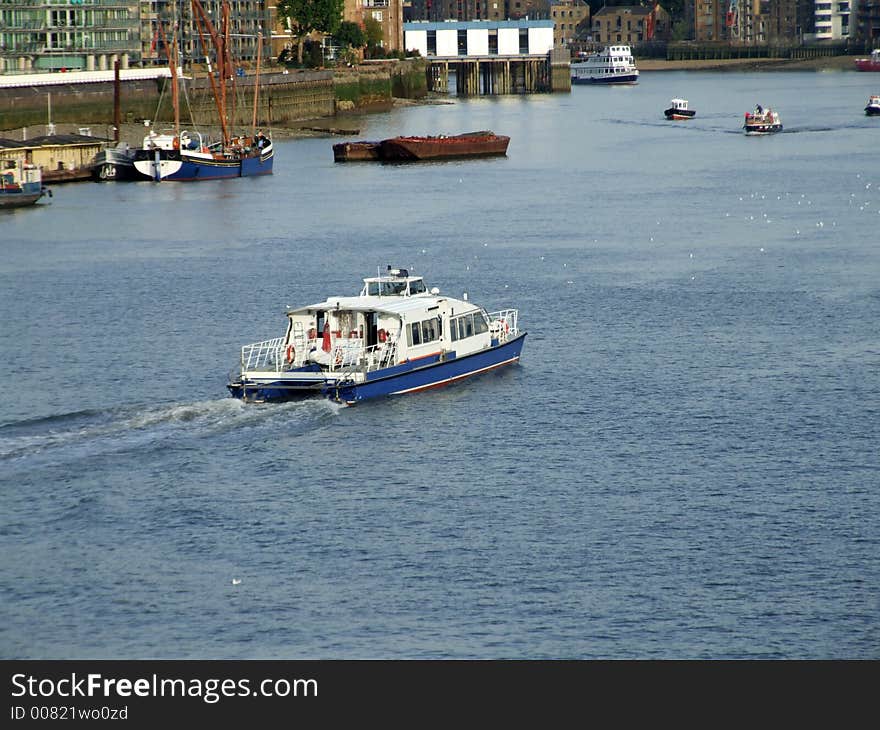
[0,60,427,132]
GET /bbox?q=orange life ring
[378,328,387,343]
[308,327,317,340]
[285,344,295,363]
[173,137,180,149]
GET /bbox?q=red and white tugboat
[743,105,782,135]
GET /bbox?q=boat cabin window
[368,280,407,296]
[449,310,488,341]
[365,277,426,296]
[407,316,441,347]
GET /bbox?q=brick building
[551,1,590,48]
[592,5,671,45]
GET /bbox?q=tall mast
[113,59,120,142]
[157,19,179,135]
[191,0,229,145]
[251,32,261,136]
[222,1,232,140]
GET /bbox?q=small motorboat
[743,105,782,135]
[228,266,526,404]
[664,98,695,120]
[0,159,50,209]
[865,95,880,116]
[855,49,880,72]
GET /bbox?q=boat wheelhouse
[571,45,639,85]
[228,267,526,404]
[664,98,695,120]
[89,142,139,181]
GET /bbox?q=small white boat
[228,267,526,405]
[571,45,639,85]
[0,159,50,209]
[664,98,695,120]
[865,95,880,116]
[743,105,782,135]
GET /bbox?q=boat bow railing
[488,309,519,342]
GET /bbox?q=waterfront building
[592,5,671,45]
[0,132,105,181]
[140,1,271,68]
[694,0,798,45]
[343,0,404,51]
[0,2,273,75]
[551,0,589,49]
[404,1,506,22]
[404,19,554,57]
[854,0,880,45]
[0,1,140,74]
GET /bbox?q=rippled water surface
[1,71,878,658]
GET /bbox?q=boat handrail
[487,308,519,341]
[240,311,517,376]
[240,336,285,371]
[329,338,398,375]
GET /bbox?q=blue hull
[571,73,639,85]
[0,181,47,208]
[165,148,274,181]
[227,363,330,402]
[330,333,527,404]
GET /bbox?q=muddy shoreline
[638,55,861,73]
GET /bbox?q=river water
[1,70,878,659]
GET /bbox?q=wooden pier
[427,50,571,95]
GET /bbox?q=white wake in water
[0,397,340,463]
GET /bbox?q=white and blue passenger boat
[228,267,526,405]
[571,45,639,85]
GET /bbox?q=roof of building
[0,134,108,150]
[404,20,555,31]
[0,68,174,90]
[594,6,653,17]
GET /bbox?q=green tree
[363,17,383,59]
[276,0,344,65]
[335,20,365,51]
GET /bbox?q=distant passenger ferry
[571,45,639,85]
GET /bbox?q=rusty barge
[333,131,509,162]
